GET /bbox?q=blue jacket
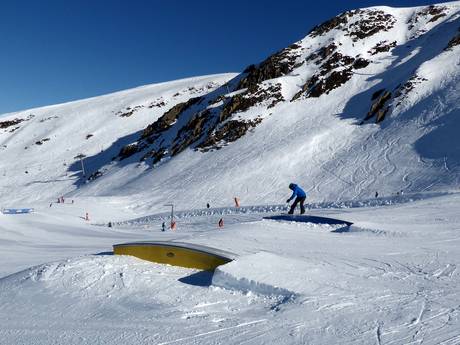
[288,184,306,201]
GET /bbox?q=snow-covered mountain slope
[1,2,460,212]
[0,74,236,205]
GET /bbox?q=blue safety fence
[1,208,34,214]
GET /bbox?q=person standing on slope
[287,183,307,215]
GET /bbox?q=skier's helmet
[289,183,295,190]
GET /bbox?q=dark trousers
[289,196,306,214]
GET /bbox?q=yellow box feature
[113,241,234,270]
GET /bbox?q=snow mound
[212,252,348,298]
[0,254,197,299]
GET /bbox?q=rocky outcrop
[292,46,356,101]
[117,105,143,117]
[148,99,166,108]
[411,5,448,27]
[87,170,103,181]
[118,143,142,160]
[353,57,370,69]
[141,149,167,164]
[368,41,397,55]
[197,118,263,152]
[346,10,396,41]
[309,12,351,37]
[0,114,34,131]
[0,118,24,129]
[171,110,211,156]
[238,43,302,90]
[141,97,202,140]
[306,43,337,62]
[362,90,392,124]
[394,75,428,107]
[35,138,50,145]
[446,29,460,50]
[309,69,354,98]
[309,9,396,41]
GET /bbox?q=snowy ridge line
[110,191,451,226]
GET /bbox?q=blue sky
[0,0,440,114]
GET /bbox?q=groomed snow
[1,192,459,344]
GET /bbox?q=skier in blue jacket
[287,183,306,214]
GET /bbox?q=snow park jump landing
[113,241,235,270]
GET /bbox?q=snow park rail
[113,241,236,270]
[264,214,353,226]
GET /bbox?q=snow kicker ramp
[264,214,353,226]
[113,241,235,270]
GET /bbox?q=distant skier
[161,222,166,232]
[375,191,379,198]
[286,183,307,215]
[206,203,210,209]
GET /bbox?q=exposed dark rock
[148,100,166,108]
[446,30,460,50]
[317,43,338,60]
[347,11,396,41]
[368,41,397,55]
[394,75,428,107]
[141,148,167,164]
[0,118,24,129]
[309,12,351,37]
[141,97,202,139]
[320,52,355,76]
[198,118,263,151]
[88,170,103,181]
[353,57,370,69]
[306,43,338,63]
[426,6,448,23]
[35,138,50,145]
[118,105,143,117]
[371,89,385,101]
[86,134,93,140]
[293,45,359,101]
[251,84,285,109]
[243,64,256,73]
[292,68,353,100]
[171,110,211,156]
[209,95,226,105]
[39,115,58,123]
[219,92,253,122]
[118,143,141,160]
[362,90,392,123]
[408,5,448,30]
[238,43,302,90]
[291,75,319,101]
[220,84,284,120]
[312,69,354,97]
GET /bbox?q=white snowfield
[1,1,460,344]
[0,193,459,344]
